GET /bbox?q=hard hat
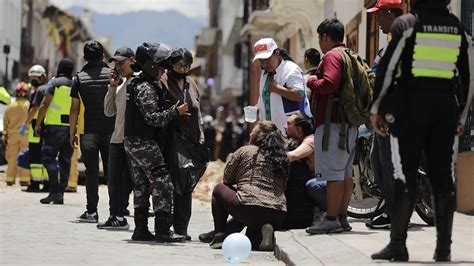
[15,82,29,96]
[28,65,47,77]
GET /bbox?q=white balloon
[222,233,252,263]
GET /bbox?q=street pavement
[0,182,281,265]
[275,212,474,265]
[1,177,473,265]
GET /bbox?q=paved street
[0,182,281,265]
[276,210,474,265]
[1,174,474,265]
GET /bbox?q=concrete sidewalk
[0,183,281,265]
[274,213,474,265]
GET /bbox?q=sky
[49,0,208,18]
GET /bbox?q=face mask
[169,70,188,80]
[30,80,40,88]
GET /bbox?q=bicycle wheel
[415,169,434,226]
[347,134,383,219]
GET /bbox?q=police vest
[124,77,158,140]
[411,15,462,80]
[44,76,72,126]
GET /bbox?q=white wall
[218,0,243,96]
[0,0,22,87]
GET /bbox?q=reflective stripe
[30,165,44,181]
[412,60,456,71]
[413,46,460,62]
[412,31,462,79]
[416,32,461,41]
[49,103,61,110]
[30,164,49,181]
[415,37,461,49]
[412,68,454,79]
[390,135,406,184]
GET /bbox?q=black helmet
[131,42,172,79]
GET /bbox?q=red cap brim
[367,7,379,13]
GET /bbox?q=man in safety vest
[371,0,472,262]
[3,82,30,186]
[22,65,49,192]
[35,59,74,204]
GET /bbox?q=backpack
[322,47,375,151]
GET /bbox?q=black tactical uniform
[371,0,472,262]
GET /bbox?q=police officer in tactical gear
[371,0,472,262]
[124,42,189,242]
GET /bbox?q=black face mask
[30,80,40,88]
[169,70,188,80]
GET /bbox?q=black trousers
[80,133,111,214]
[390,90,457,196]
[173,192,192,234]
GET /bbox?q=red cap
[367,0,402,13]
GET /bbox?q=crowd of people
[0,0,471,262]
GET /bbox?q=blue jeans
[370,134,394,216]
[41,125,73,194]
[305,179,328,211]
[80,133,111,213]
[107,143,133,217]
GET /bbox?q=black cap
[108,46,134,63]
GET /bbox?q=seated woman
[283,112,327,229]
[210,121,289,251]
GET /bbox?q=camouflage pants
[124,137,173,213]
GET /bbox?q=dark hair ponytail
[277,48,294,62]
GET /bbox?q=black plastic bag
[167,131,209,195]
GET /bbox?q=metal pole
[5,55,8,89]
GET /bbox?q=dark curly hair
[252,121,289,178]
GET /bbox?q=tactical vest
[44,76,72,126]
[124,77,158,140]
[76,62,115,134]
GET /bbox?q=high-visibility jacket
[412,32,462,79]
[371,6,471,124]
[44,76,72,126]
[0,86,11,105]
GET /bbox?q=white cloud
[49,0,208,18]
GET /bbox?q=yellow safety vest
[0,86,11,105]
[44,84,72,126]
[412,32,462,79]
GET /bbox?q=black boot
[199,217,246,243]
[433,192,455,262]
[131,208,154,241]
[372,180,413,261]
[40,193,62,204]
[155,212,186,243]
[24,181,41,192]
